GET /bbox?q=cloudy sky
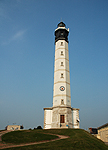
[0,0,108,130]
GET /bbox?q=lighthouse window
[61,42,63,46]
[61,62,63,66]
[61,73,63,78]
[61,51,63,55]
[61,99,64,104]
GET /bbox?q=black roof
[57,22,66,27]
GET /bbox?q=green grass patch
[2,130,58,144]
[1,129,108,150]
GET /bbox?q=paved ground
[0,130,69,149]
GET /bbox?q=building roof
[97,123,108,129]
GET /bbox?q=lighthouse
[44,22,80,129]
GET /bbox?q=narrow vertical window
[61,99,64,104]
[61,62,63,66]
[61,73,63,78]
[61,42,63,46]
[61,51,63,55]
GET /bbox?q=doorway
[60,115,65,123]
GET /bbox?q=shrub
[37,126,42,129]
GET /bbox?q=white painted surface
[72,109,80,128]
[44,109,52,129]
[7,125,21,130]
[53,39,71,107]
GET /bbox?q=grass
[1,129,108,150]
[2,130,58,144]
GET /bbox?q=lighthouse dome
[55,22,69,43]
[57,22,65,27]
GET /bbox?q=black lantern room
[55,22,69,43]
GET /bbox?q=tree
[20,125,24,129]
[37,126,42,129]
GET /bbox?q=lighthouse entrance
[60,115,65,123]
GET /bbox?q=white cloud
[11,30,26,41]
[2,29,27,45]
[0,2,27,45]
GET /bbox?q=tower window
[61,62,63,66]
[61,99,64,104]
[61,42,63,46]
[61,51,63,55]
[61,73,63,78]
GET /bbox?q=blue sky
[0,0,108,130]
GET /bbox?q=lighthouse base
[43,106,79,129]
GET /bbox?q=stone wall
[97,123,108,142]
[51,106,73,128]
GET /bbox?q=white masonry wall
[72,109,80,128]
[53,39,71,107]
[44,109,52,129]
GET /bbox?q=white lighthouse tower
[44,22,79,129]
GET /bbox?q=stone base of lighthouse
[44,107,79,129]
